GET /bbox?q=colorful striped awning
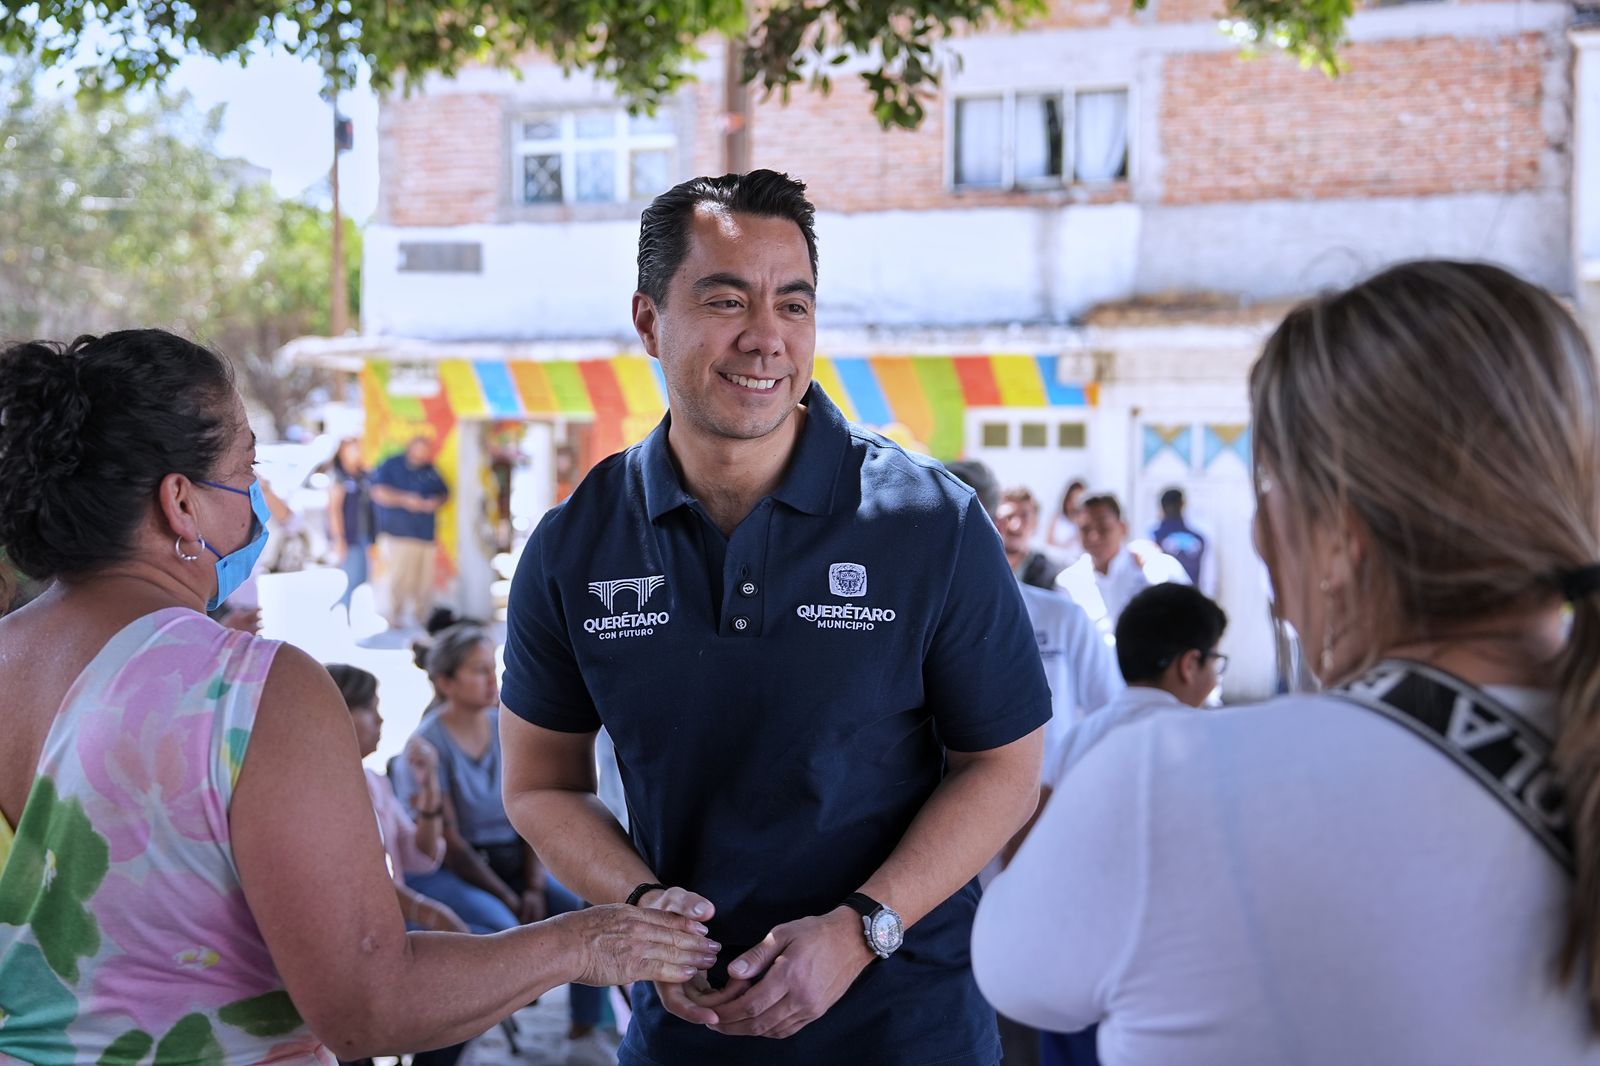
[369,352,1091,461]
[361,352,1094,580]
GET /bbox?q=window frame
[511,109,678,208]
[946,83,1134,193]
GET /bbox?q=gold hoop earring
[175,537,202,563]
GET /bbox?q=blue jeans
[405,867,603,1027]
[333,541,370,612]
[1041,1025,1099,1066]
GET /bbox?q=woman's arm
[435,790,521,915]
[402,739,445,867]
[327,480,347,560]
[232,646,717,1059]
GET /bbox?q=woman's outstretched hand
[551,904,721,988]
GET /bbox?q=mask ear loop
[175,537,202,563]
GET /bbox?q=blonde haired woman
[973,261,1600,1064]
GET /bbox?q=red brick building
[332,0,1587,696]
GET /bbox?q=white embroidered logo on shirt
[587,575,666,613]
[829,563,867,598]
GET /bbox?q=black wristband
[626,882,667,907]
[842,892,882,917]
[414,807,443,819]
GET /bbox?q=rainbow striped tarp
[366,353,1094,462]
[362,353,1094,576]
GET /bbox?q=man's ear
[632,293,662,359]
[1174,648,1204,688]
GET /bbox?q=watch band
[626,882,667,907]
[842,892,882,918]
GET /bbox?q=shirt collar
[639,379,849,521]
[1109,686,1187,714]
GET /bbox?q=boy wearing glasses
[1049,583,1228,784]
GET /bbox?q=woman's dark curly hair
[0,329,236,580]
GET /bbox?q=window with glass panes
[951,88,1129,190]
[515,110,676,206]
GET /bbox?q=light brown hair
[1250,259,1600,1022]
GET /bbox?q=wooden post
[330,91,349,337]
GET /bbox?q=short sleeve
[1070,607,1123,718]
[370,459,396,490]
[499,516,602,732]
[922,494,1052,752]
[972,717,1153,1033]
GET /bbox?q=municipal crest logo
[583,575,671,641]
[587,575,666,613]
[829,563,867,598]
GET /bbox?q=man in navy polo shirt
[499,170,1050,1066]
[370,434,449,629]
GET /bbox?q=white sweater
[973,687,1597,1065]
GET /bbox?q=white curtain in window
[1014,94,1061,182]
[956,97,1004,187]
[1074,90,1129,182]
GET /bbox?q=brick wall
[376,17,1558,224]
[381,93,503,226]
[1160,34,1550,203]
[691,79,724,178]
[748,81,1131,213]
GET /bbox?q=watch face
[869,908,904,953]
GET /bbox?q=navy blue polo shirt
[502,383,1050,1066]
[371,455,448,541]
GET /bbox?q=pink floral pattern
[0,609,332,1064]
[89,870,279,1036]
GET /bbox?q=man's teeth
[725,373,777,391]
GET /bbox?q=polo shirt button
[732,615,750,632]
[740,581,758,597]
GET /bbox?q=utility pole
[722,34,751,173]
[330,92,351,336]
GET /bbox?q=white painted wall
[364,188,1569,341]
[1137,191,1573,299]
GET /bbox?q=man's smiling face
[638,204,817,445]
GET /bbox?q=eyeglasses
[1154,649,1229,677]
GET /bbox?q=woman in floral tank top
[0,331,717,1065]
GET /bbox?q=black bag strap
[1334,660,1574,875]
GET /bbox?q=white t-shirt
[1018,582,1124,772]
[981,582,1123,888]
[1047,685,1183,788]
[972,686,1595,1066]
[1056,547,1190,633]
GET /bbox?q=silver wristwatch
[843,892,904,959]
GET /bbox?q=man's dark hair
[1161,487,1185,518]
[944,459,1000,515]
[1114,583,1227,685]
[325,662,379,712]
[0,330,236,580]
[1080,493,1123,520]
[636,170,819,307]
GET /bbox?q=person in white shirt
[945,462,1123,797]
[947,460,1123,1066]
[1047,582,1227,786]
[1056,493,1188,632]
[1046,479,1087,561]
[974,259,1600,1066]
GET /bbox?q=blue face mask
[197,479,271,612]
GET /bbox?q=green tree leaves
[0,1,1353,131]
[0,64,356,435]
